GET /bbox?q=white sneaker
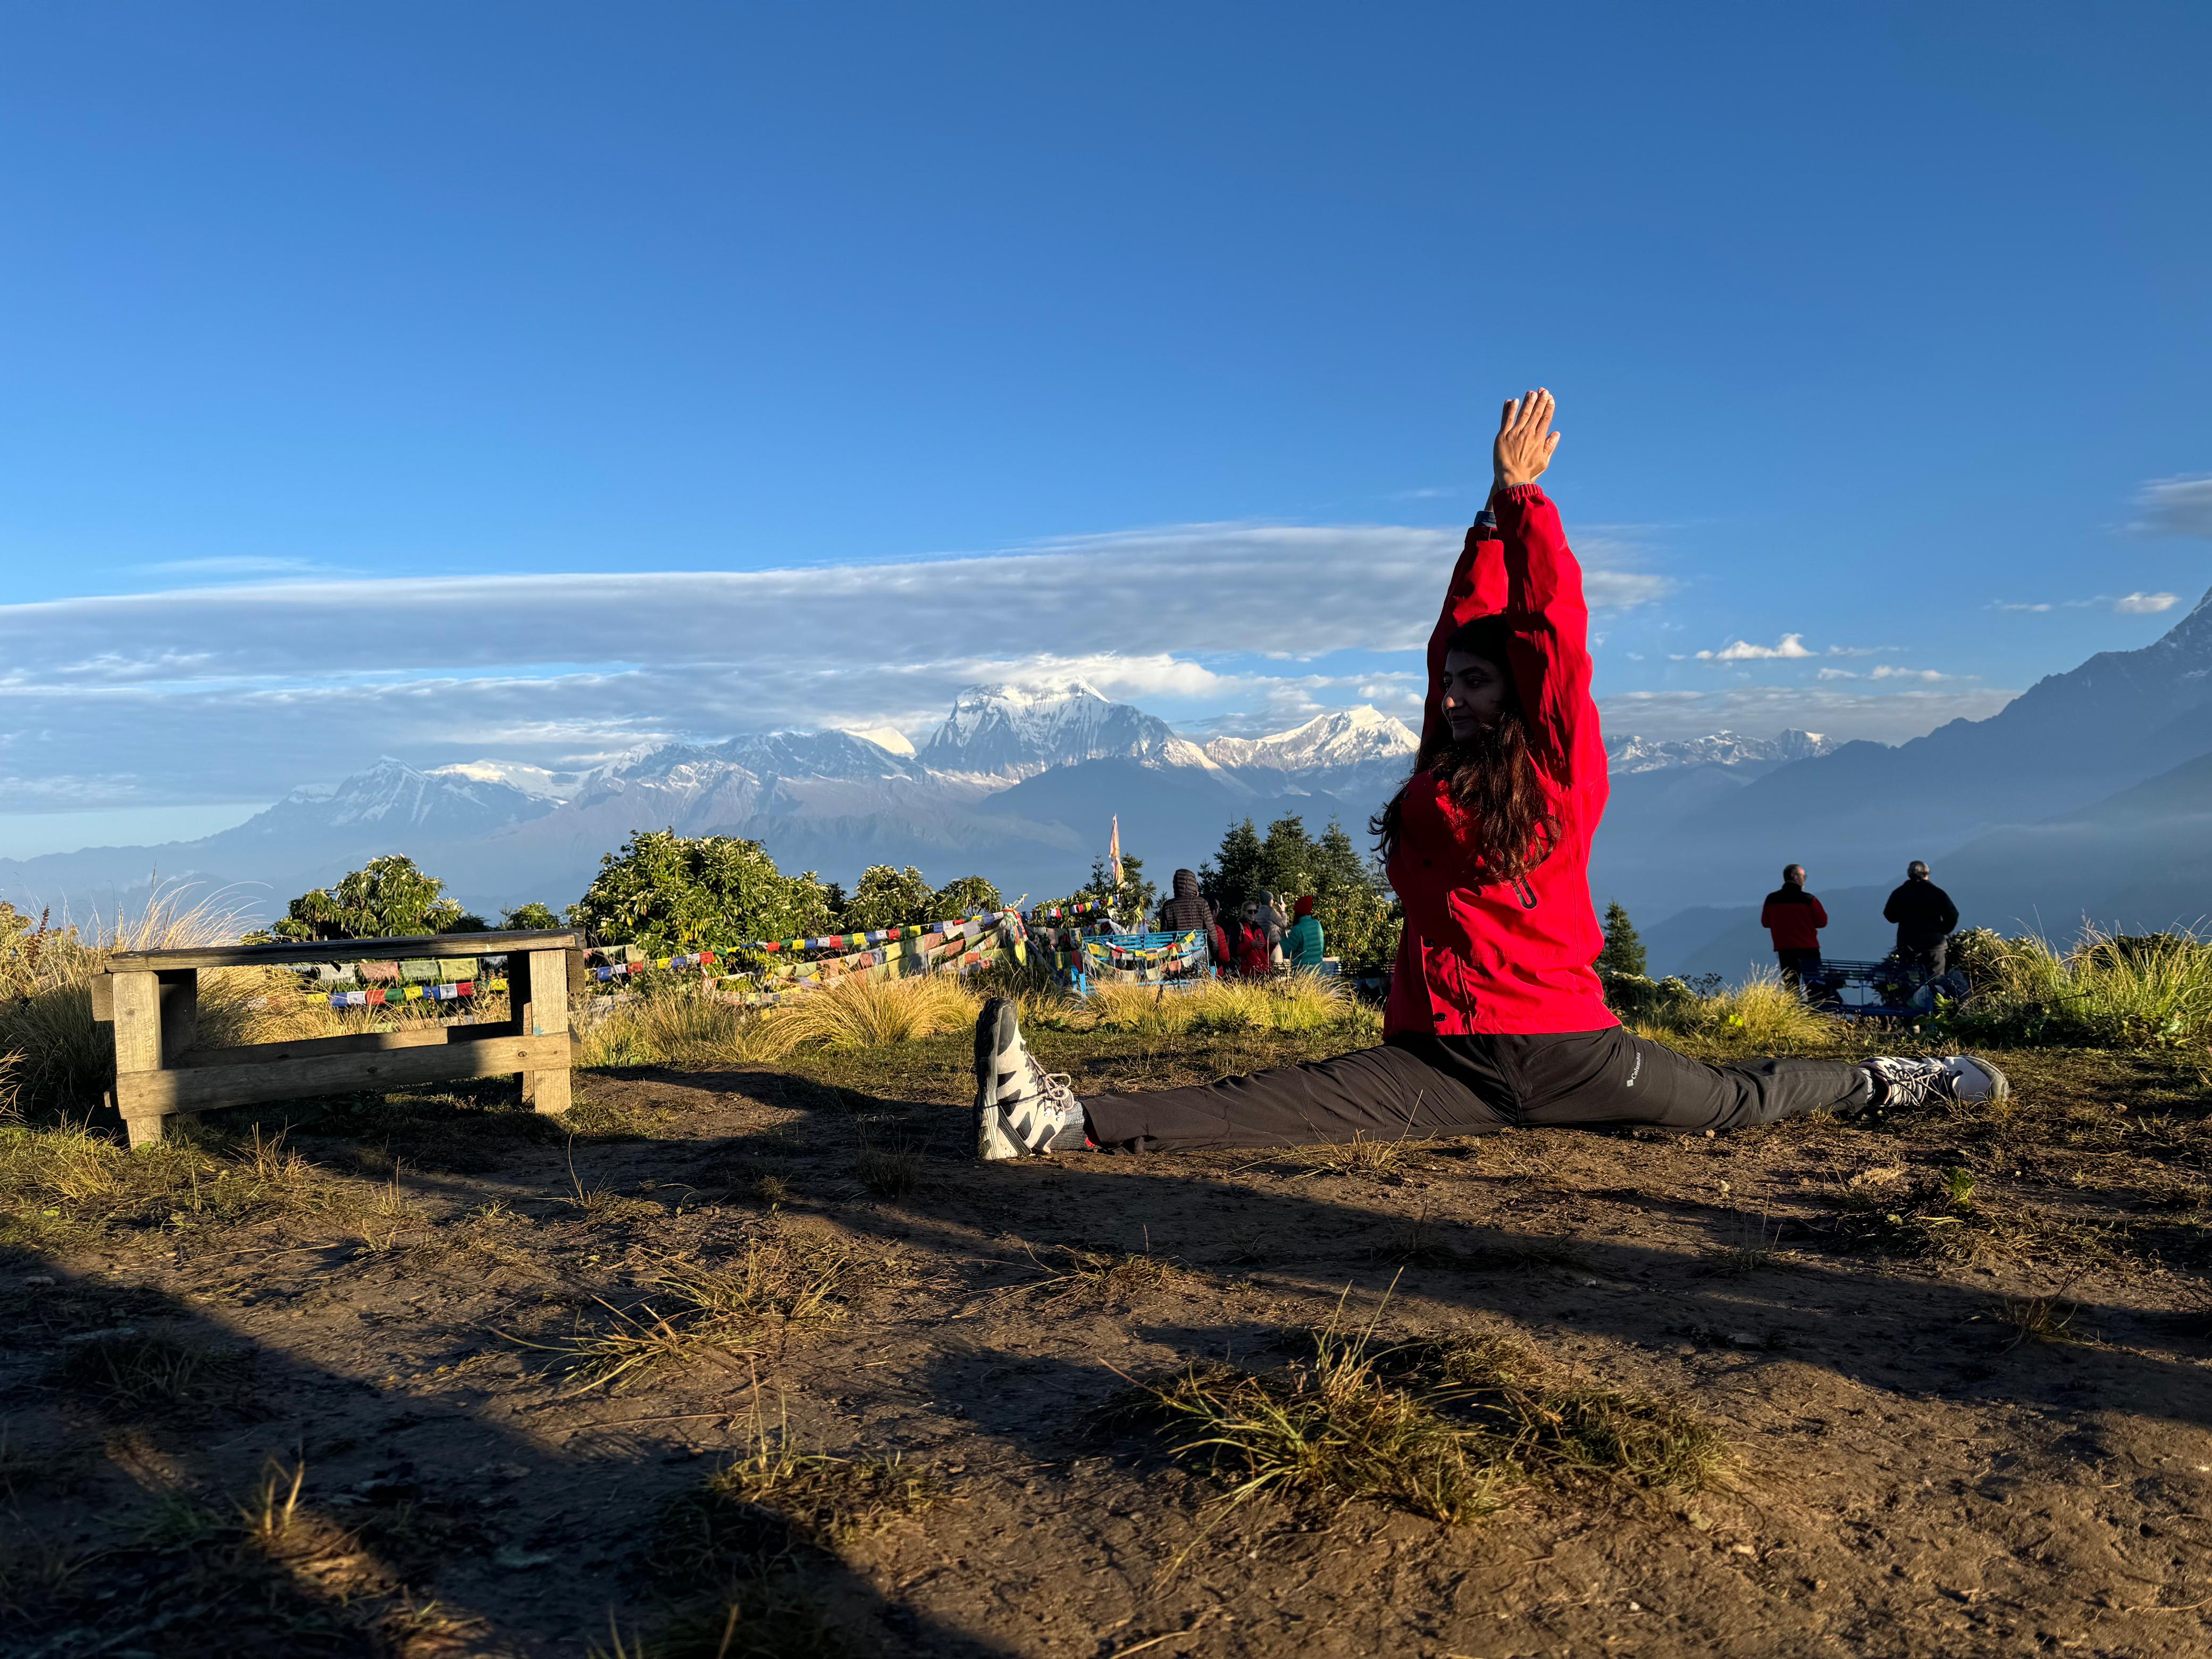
[974,997,1089,1160]
[1863,1054,2010,1111]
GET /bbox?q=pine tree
[1199,817,1264,915]
[1597,900,1647,978]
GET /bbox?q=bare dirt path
[7,1036,2212,1656]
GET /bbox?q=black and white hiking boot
[1862,1054,2010,1112]
[974,996,1090,1160]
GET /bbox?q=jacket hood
[1172,868,1201,899]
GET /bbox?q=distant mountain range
[0,683,1427,925]
[7,587,2210,963]
[1602,583,2212,976]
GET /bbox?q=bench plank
[114,1032,572,1117]
[103,928,580,972]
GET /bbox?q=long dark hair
[1371,618,1561,882]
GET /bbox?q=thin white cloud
[1697,633,1814,662]
[1869,665,1973,682]
[2114,591,2180,615]
[1602,683,2017,745]
[1992,592,2182,616]
[134,556,336,579]
[1816,667,1858,680]
[2131,475,2212,539]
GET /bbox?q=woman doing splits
[974,389,2006,1159]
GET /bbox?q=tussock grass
[1634,968,1842,1055]
[854,1138,925,1198]
[1998,1290,2085,1348]
[51,1332,252,1413]
[1018,1243,1183,1308]
[763,973,980,1051]
[513,1231,863,1393]
[1300,1129,1420,1177]
[1086,973,1374,1041]
[1951,925,2212,1050]
[575,985,798,1070]
[1118,1317,1725,1532]
[0,886,277,1117]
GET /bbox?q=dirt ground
[7,1028,2212,1657]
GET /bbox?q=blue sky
[2,2,2208,856]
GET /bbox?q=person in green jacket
[1285,895,1326,969]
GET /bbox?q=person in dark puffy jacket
[1883,860,1959,978]
[1760,864,1828,992]
[972,390,2010,1160]
[1156,868,1214,939]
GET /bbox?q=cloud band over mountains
[1,523,1670,808]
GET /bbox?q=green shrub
[839,865,937,932]
[568,831,835,954]
[270,855,484,941]
[928,875,1003,920]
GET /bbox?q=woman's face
[1442,649,1509,739]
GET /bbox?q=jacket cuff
[1494,483,1549,511]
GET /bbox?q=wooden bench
[93,928,583,1146]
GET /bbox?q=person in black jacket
[1884,860,1960,979]
[1156,868,1214,939]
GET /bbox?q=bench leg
[111,970,170,1146]
[521,948,572,1114]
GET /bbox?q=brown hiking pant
[1079,1029,1872,1153]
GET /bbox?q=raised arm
[1419,390,1599,782]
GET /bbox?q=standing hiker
[1156,868,1214,939]
[1284,896,1327,970]
[1231,898,1276,978]
[973,389,2006,1159]
[1761,864,1828,992]
[1884,860,1960,979]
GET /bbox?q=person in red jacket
[972,390,2008,1159]
[1761,865,1828,993]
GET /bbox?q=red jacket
[1760,886,1828,952]
[1384,485,1618,1038]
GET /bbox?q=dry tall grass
[760,972,979,1051]
[1086,973,1375,1040]
[1632,967,1841,1055]
[1952,925,2212,1049]
[574,984,796,1069]
[0,886,292,1117]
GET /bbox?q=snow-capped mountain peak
[842,725,917,757]
[1203,706,1418,774]
[919,680,1194,777]
[1605,728,1836,774]
[428,759,585,801]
